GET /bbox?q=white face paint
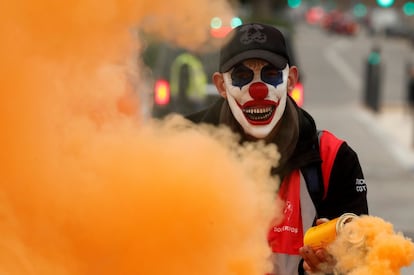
[223,59,289,139]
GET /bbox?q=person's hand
[299,218,336,274]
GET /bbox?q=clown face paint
[223,59,289,139]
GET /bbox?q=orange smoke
[0,0,284,274]
[329,215,414,274]
[0,113,282,274]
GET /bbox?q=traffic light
[403,2,414,16]
[353,3,367,18]
[376,0,395,8]
[288,0,302,9]
[230,17,243,28]
[210,17,242,38]
[210,17,222,29]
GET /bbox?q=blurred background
[141,1,414,272]
[142,0,414,119]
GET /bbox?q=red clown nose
[249,82,268,100]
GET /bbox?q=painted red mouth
[238,100,279,125]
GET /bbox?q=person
[186,23,368,275]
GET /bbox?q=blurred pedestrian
[186,23,368,275]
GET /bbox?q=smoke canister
[303,213,363,250]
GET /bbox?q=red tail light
[289,82,304,107]
[154,79,170,106]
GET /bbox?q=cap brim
[220,49,288,73]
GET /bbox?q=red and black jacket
[186,96,369,219]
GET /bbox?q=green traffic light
[403,2,414,16]
[288,0,302,8]
[231,17,243,28]
[210,17,222,29]
[353,3,367,18]
[376,0,395,8]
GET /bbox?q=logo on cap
[239,24,267,45]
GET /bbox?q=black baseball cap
[219,23,290,73]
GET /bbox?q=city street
[293,21,414,273]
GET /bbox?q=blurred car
[142,24,304,119]
[384,21,414,41]
[322,10,359,36]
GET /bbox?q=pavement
[358,104,414,231]
[363,105,414,171]
[362,104,414,274]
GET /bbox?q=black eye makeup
[231,64,254,88]
[261,65,283,87]
[230,63,284,89]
